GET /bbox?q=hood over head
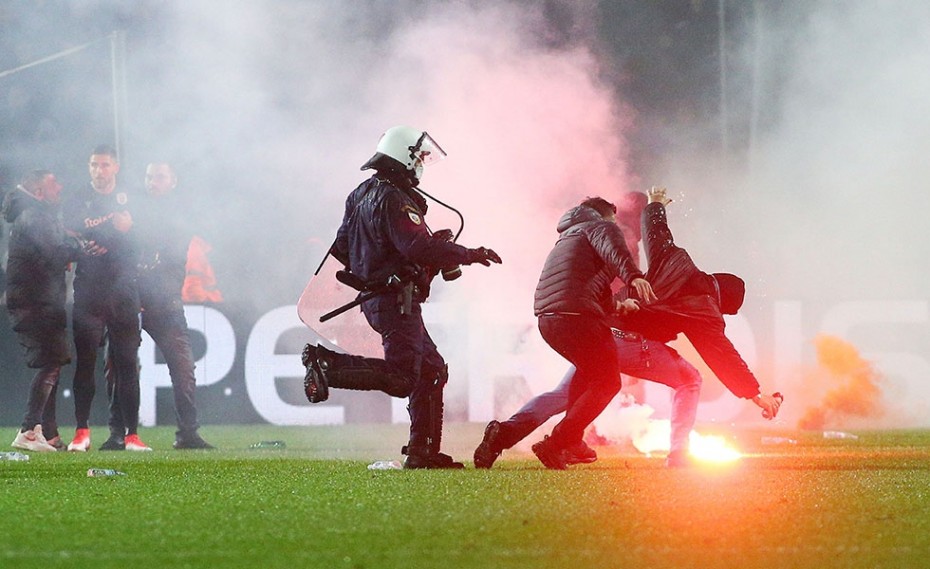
[2,187,41,223]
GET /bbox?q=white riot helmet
[360,125,447,183]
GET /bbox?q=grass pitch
[2,423,930,569]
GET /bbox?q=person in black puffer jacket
[4,170,84,452]
[530,196,656,469]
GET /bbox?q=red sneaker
[125,434,152,452]
[67,428,91,452]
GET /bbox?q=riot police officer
[303,126,501,469]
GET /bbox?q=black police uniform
[324,171,477,468]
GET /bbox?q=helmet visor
[411,132,447,167]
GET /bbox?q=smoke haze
[2,1,928,427]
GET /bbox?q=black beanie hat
[712,273,745,315]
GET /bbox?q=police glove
[464,247,502,266]
[432,229,455,242]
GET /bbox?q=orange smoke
[797,335,884,430]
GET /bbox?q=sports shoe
[565,440,598,465]
[403,451,465,469]
[45,435,65,451]
[11,425,57,452]
[99,434,126,451]
[301,343,329,403]
[531,436,569,470]
[473,420,504,469]
[174,434,215,450]
[67,428,91,452]
[125,434,153,452]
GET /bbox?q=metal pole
[0,38,104,80]
[110,30,128,162]
[718,0,729,167]
[748,0,763,183]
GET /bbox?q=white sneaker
[11,425,57,452]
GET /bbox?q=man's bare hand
[753,392,783,420]
[630,277,657,304]
[112,211,133,233]
[615,298,640,316]
[81,240,107,256]
[648,186,672,206]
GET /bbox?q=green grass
[3,424,930,569]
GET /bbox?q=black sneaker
[174,434,216,450]
[531,436,568,470]
[99,435,126,451]
[403,452,465,469]
[45,435,65,452]
[564,440,598,465]
[301,343,329,403]
[473,420,504,469]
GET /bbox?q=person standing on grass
[63,144,150,452]
[4,170,85,452]
[528,196,656,470]
[103,162,214,450]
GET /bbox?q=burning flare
[629,418,742,464]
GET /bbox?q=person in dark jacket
[63,145,150,452]
[476,187,781,469]
[302,125,501,469]
[530,196,657,470]
[4,170,83,452]
[103,162,213,450]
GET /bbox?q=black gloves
[464,247,502,266]
[432,229,455,242]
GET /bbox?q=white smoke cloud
[654,2,930,425]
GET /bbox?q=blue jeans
[500,331,702,454]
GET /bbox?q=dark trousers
[141,297,199,437]
[363,296,446,451]
[106,296,200,438]
[537,314,620,447]
[9,305,70,436]
[72,291,141,434]
[22,367,61,432]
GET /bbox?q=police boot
[402,367,463,469]
[313,345,413,398]
[301,344,329,403]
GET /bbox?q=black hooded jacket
[533,205,644,317]
[614,202,760,399]
[2,188,81,313]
